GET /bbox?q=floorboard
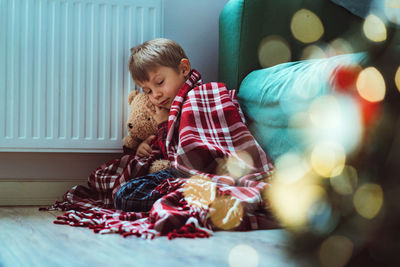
[0,207,296,267]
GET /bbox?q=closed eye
[157,80,164,85]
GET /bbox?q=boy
[114,38,191,211]
[114,38,273,212]
[129,38,191,159]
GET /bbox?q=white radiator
[0,0,163,152]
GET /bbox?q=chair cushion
[238,52,367,162]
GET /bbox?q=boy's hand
[146,104,169,125]
[136,135,156,157]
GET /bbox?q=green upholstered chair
[218,0,400,162]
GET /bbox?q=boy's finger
[145,135,156,144]
[143,145,152,154]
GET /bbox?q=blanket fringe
[167,222,211,239]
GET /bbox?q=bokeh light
[309,96,342,130]
[395,66,400,92]
[210,196,244,230]
[319,235,354,267]
[356,67,386,102]
[307,199,337,234]
[363,14,387,42]
[267,165,326,228]
[353,183,384,219]
[310,142,346,178]
[301,45,327,60]
[228,244,259,267]
[258,35,291,68]
[299,95,363,154]
[383,0,400,25]
[274,152,310,184]
[216,151,254,180]
[183,176,216,208]
[330,165,358,195]
[327,38,354,56]
[291,9,324,43]
[226,151,254,179]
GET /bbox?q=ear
[179,58,191,77]
[128,90,139,104]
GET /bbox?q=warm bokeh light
[228,244,259,267]
[216,151,254,180]
[356,67,386,102]
[327,38,354,56]
[183,176,216,208]
[291,9,324,43]
[301,95,362,154]
[226,151,254,179]
[309,96,342,130]
[274,152,310,184]
[267,166,326,228]
[319,235,354,267]
[330,165,358,195]
[258,35,291,68]
[301,45,326,60]
[210,196,244,230]
[310,142,346,178]
[353,183,384,219]
[301,39,354,60]
[363,14,387,42]
[395,66,400,92]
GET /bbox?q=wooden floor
[0,207,296,267]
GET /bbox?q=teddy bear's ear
[128,90,139,105]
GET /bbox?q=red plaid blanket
[45,70,277,239]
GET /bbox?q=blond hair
[128,38,188,82]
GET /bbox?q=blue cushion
[238,52,367,162]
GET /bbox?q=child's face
[137,59,190,109]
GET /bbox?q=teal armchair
[218,0,400,162]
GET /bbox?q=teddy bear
[124,90,171,173]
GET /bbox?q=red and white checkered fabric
[46,70,277,238]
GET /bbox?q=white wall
[164,0,229,83]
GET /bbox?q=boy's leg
[114,168,186,212]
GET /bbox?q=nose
[153,89,162,99]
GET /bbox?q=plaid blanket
[44,70,277,239]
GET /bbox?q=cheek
[148,95,157,104]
